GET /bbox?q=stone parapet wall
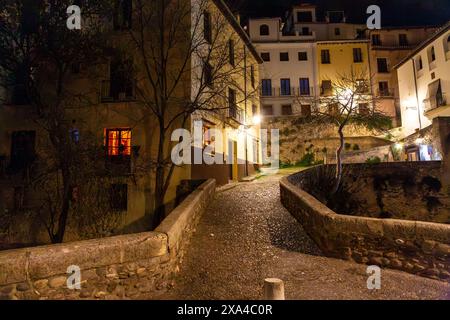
[280,168,450,281]
[0,179,216,300]
[262,117,391,164]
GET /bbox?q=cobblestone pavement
[162,171,450,300]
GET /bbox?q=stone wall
[262,117,391,164]
[299,162,450,223]
[0,179,216,300]
[280,167,450,281]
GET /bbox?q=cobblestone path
[162,172,450,300]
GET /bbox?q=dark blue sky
[226,0,450,27]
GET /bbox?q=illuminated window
[105,128,131,156]
[202,122,214,147]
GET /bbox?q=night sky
[226,0,450,27]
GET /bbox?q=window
[228,40,235,66]
[356,79,368,93]
[299,78,310,96]
[321,80,332,96]
[250,65,255,88]
[356,29,364,39]
[321,50,330,64]
[10,131,36,171]
[298,52,308,61]
[10,65,30,105]
[416,56,423,70]
[261,79,272,96]
[335,28,341,36]
[204,11,212,43]
[301,104,311,117]
[378,81,390,96]
[280,79,291,96]
[260,24,269,36]
[427,79,445,110]
[282,105,292,115]
[261,52,270,62]
[353,48,363,63]
[105,128,131,157]
[358,103,370,115]
[228,88,236,109]
[444,34,450,55]
[202,122,214,147]
[204,61,213,88]
[280,52,289,61]
[107,57,135,101]
[113,0,132,30]
[110,184,128,211]
[377,58,388,73]
[429,46,436,62]
[399,34,408,46]
[297,11,313,22]
[372,34,381,46]
[262,105,273,116]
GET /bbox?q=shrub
[344,142,351,150]
[365,156,381,164]
[296,153,315,167]
[352,144,360,151]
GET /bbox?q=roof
[367,25,439,31]
[394,21,450,70]
[317,39,369,45]
[212,0,263,64]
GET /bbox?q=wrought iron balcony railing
[101,80,136,103]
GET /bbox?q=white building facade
[248,4,365,117]
[397,22,450,137]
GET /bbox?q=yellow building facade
[0,0,261,245]
[317,40,371,97]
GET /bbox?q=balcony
[278,87,295,97]
[378,89,395,97]
[261,87,315,98]
[371,40,416,50]
[105,155,132,176]
[261,87,276,97]
[424,93,448,114]
[101,80,136,103]
[278,30,316,41]
[227,105,244,124]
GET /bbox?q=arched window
[260,24,269,36]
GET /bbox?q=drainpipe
[244,45,249,177]
[412,59,422,130]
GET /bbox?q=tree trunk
[153,127,166,228]
[333,126,345,194]
[53,165,71,243]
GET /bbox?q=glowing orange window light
[105,128,131,156]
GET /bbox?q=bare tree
[121,0,258,226]
[0,0,113,243]
[296,69,392,193]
